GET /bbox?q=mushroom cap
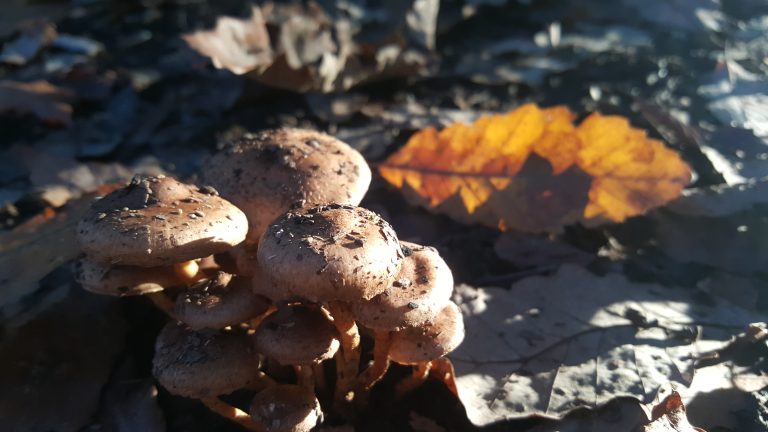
[175,272,272,330]
[388,302,465,365]
[74,257,182,296]
[257,204,402,303]
[353,242,453,330]
[253,305,340,366]
[249,384,322,432]
[152,323,260,399]
[77,175,248,267]
[200,128,371,243]
[251,260,293,303]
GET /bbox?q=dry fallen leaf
[450,265,763,425]
[0,80,74,126]
[379,104,692,232]
[0,187,118,316]
[0,289,125,432]
[643,391,704,432]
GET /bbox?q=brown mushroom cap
[152,323,260,399]
[251,260,293,303]
[253,305,340,366]
[249,384,322,432]
[77,175,248,267]
[200,128,371,243]
[388,302,465,365]
[257,204,402,303]
[353,241,454,330]
[74,257,182,296]
[175,272,272,330]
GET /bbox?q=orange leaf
[379,104,691,232]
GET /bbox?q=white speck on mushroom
[171,209,182,215]
[96,212,106,220]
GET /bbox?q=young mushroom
[152,323,262,431]
[387,302,465,396]
[201,128,372,244]
[250,384,323,432]
[76,174,248,313]
[77,174,248,277]
[253,305,340,391]
[257,203,403,404]
[353,241,454,391]
[175,271,273,330]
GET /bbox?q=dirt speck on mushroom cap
[201,128,372,243]
[76,175,248,267]
[257,204,402,303]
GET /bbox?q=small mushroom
[253,305,340,390]
[175,271,273,330]
[152,323,262,431]
[353,241,454,391]
[201,128,372,243]
[77,175,248,269]
[250,384,323,432]
[74,256,181,297]
[387,302,465,396]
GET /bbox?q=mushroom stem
[359,330,392,391]
[294,365,314,390]
[146,292,176,317]
[394,361,432,398]
[248,304,277,330]
[244,371,277,393]
[201,397,263,432]
[173,259,200,283]
[327,301,360,404]
[429,357,459,397]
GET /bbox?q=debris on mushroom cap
[152,323,261,399]
[76,175,248,267]
[353,241,454,330]
[253,305,340,366]
[257,204,402,303]
[201,128,372,243]
[249,384,323,432]
[388,302,465,365]
[175,271,272,330]
[74,256,183,296]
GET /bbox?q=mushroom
[250,384,323,432]
[253,305,340,391]
[201,128,372,244]
[353,241,454,391]
[77,174,248,272]
[257,203,403,404]
[387,302,465,396]
[175,271,273,330]
[152,323,262,431]
[74,256,181,297]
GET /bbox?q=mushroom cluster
[75,128,465,431]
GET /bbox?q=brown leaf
[0,80,74,126]
[0,187,117,314]
[182,6,273,75]
[0,289,125,432]
[379,104,691,232]
[643,392,705,432]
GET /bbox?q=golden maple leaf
[379,103,691,232]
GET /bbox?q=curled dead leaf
[379,104,691,232]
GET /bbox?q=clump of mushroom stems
[73,129,466,430]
